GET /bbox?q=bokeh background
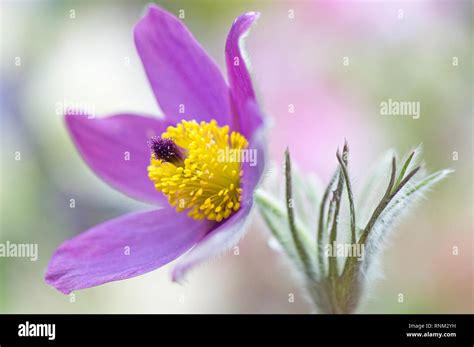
[0,0,472,313]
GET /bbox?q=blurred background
[0,0,472,313]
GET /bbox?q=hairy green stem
[285,148,314,279]
[256,144,445,314]
[317,170,337,278]
[337,150,356,244]
[392,150,415,193]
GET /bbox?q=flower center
[148,120,248,222]
[148,136,184,165]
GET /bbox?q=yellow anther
[148,120,248,221]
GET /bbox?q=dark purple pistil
[148,137,184,165]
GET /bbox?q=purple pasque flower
[45,5,265,294]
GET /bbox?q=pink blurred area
[249,3,385,180]
[263,84,376,180]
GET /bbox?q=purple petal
[240,101,266,203]
[172,202,253,283]
[45,207,213,294]
[66,112,168,205]
[134,4,231,126]
[225,12,263,138]
[171,101,266,282]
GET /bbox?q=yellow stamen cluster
[148,120,248,222]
